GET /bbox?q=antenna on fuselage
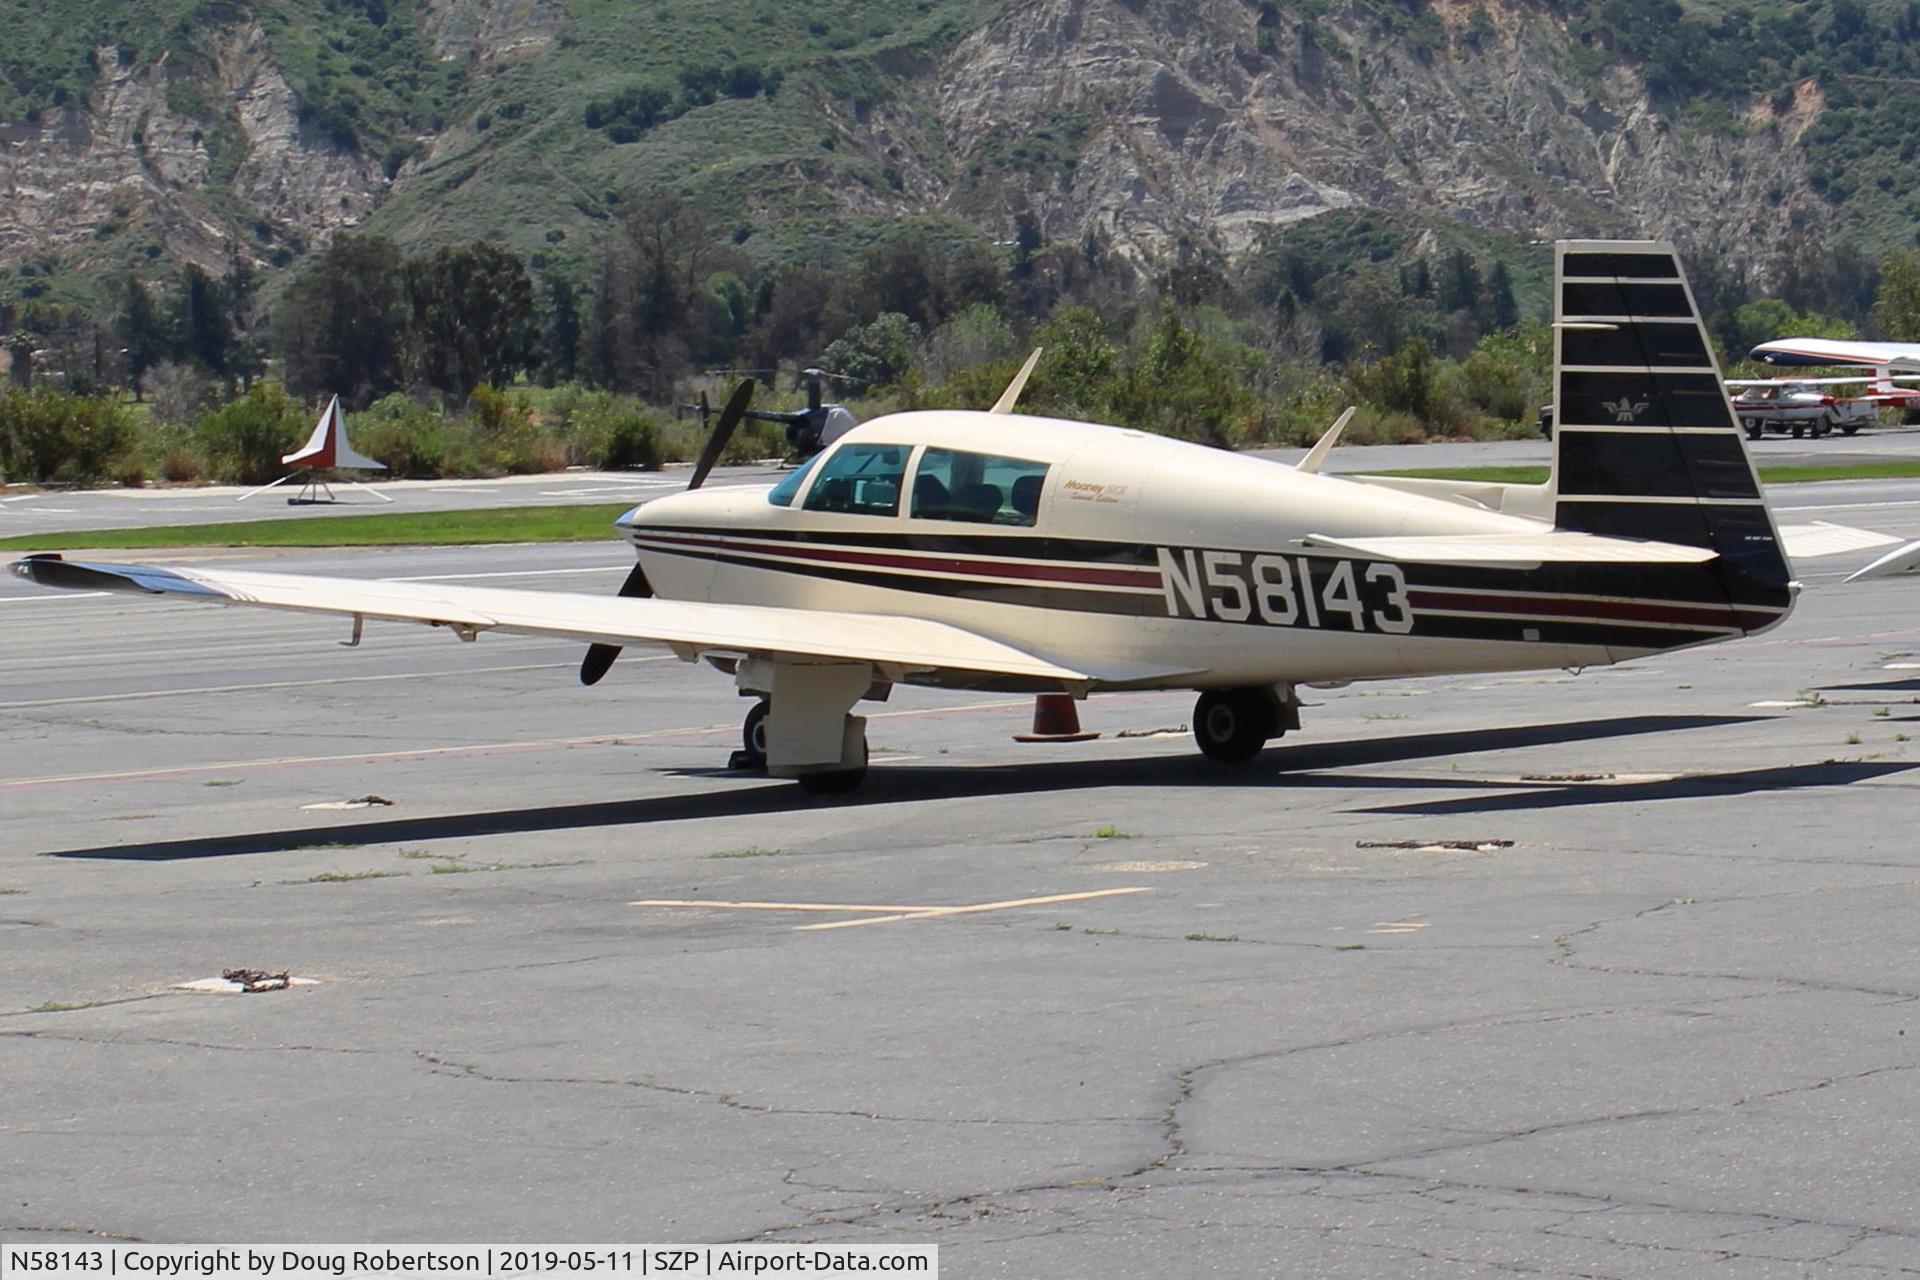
[1295,406,1356,475]
[988,347,1044,415]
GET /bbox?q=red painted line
[636,532,1161,589]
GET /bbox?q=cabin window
[800,442,909,516]
[766,453,821,507]
[909,448,1049,526]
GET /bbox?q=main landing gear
[729,684,871,796]
[1192,687,1298,763]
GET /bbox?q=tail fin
[1550,240,1791,593]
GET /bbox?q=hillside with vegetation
[2,0,1919,486]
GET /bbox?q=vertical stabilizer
[1551,241,1790,594]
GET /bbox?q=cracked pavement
[3,507,1920,1274]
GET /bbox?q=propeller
[579,377,756,687]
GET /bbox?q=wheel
[1841,421,1861,436]
[740,699,768,768]
[1790,423,1806,438]
[1192,690,1274,763]
[1745,420,1762,441]
[1814,415,1833,438]
[796,739,868,795]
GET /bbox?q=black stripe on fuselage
[1556,430,1761,500]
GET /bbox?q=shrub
[466,383,557,474]
[600,410,663,470]
[354,393,454,477]
[0,389,138,482]
[193,384,306,484]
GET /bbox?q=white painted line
[0,592,110,604]
[0,660,609,710]
[1774,499,1920,513]
[796,887,1153,930]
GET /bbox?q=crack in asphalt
[412,1052,1155,1130]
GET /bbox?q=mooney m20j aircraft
[14,242,1918,792]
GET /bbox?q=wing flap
[1300,531,1718,567]
[10,556,1098,683]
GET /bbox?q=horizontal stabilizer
[1776,522,1904,560]
[1301,530,1718,568]
[1846,540,1920,583]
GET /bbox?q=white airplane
[1748,337,1920,412]
[12,242,1917,792]
[239,394,392,504]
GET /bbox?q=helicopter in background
[681,367,864,464]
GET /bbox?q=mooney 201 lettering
[13,242,1918,792]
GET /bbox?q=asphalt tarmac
[2,479,1918,1275]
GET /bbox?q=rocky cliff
[0,0,1864,305]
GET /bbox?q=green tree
[820,312,922,387]
[541,273,581,387]
[194,383,306,484]
[404,242,543,401]
[1481,261,1519,330]
[172,265,234,377]
[1873,248,1920,340]
[275,235,409,408]
[116,277,166,399]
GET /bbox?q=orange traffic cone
[1013,693,1098,743]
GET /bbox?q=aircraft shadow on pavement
[1814,676,1920,694]
[1355,759,1918,816]
[45,713,1765,861]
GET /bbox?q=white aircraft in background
[14,242,1920,792]
[1747,337,1920,414]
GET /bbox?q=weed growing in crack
[1093,826,1132,839]
[1185,932,1238,943]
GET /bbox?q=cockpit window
[766,453,821,507]
[800,442,909,516]
[910,448,1049,526]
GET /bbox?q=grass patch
[1092,826,1132,840]
[1368,460,1920,486]
[294,870,404,883]
[1334,943,1367,951]
[0,887,24,895]
[203,779,242,787]
[1081,927,1120,936]
[706,847,783,859]
[0,504,632,552]
[429,859,588,874]
[1184,931,1239,943]
[31,999,105,1012]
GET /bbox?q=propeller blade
[687,378,756,491]
[578,561,654,686]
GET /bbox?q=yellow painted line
[796,887,1152,931]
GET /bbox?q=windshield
[766,454,822,507]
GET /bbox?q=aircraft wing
[1750,338,1920,370]
[8,556,1136,686]
[1299,530,1717,567]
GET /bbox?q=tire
[796,739,868,795]
[1841,422,1861,436]
[1814,415,1834,438]
[1790,423,1806,439]
[738,700,769,770]
[1745,420,1762,441]
[1192,689,1273,763]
